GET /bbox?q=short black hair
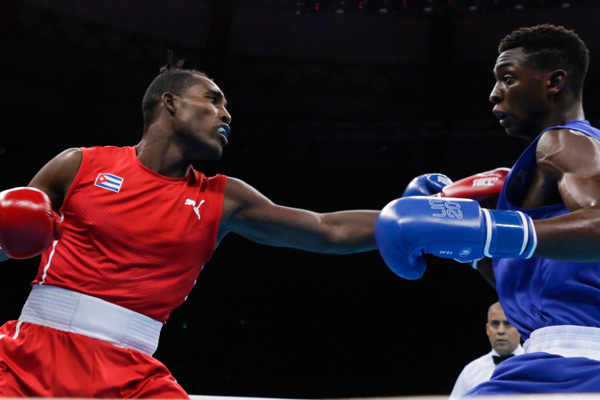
[142,61,209,128]
[498,24,590,97]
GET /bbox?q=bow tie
[492,354,514,365]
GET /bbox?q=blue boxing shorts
[466,326,600,396]
[466,353,600,395]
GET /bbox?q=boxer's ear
[547,69,567,97]
[162,92,178,114]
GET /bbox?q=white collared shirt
[449,345,524,399]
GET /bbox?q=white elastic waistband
[524,325,600,361]
[19,285,163,356]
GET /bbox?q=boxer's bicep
[28,148,82,211]
[220,177,327,248]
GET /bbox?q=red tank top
[34,146,226,323]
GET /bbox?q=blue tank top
[494,120,600,340]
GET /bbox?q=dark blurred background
[1,0,599,398]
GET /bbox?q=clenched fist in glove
[0,187,63,259]
[403,168,510,209]
[374,196,536,280]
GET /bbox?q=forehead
[488,306,507,321]
[494,47,530,71]
[187,75,224,96]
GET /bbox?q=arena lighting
[297,0,595,15]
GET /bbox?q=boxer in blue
[376,24,600,394]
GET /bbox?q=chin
[503,125,518,137]
[186,145,223,162]
[505,127,533,142]
[205,148,223,160]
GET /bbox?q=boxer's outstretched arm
[218,177,378,254]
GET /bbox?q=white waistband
[19,285,163,356]
[524,325,600,361]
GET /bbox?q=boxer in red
[0,65,382,398]
[0,65,507,398]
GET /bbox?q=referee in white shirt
[449,302,523,398]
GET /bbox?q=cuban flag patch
[94,173,124,193]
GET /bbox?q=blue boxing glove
[402,173,453,197]
[374,196,537,280]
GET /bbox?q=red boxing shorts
[0,284,190,399]
[0,320,189,398]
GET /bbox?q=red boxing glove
[434,167,510,209]
[0,187,63,260]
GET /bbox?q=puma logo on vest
[185,199,205,220]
